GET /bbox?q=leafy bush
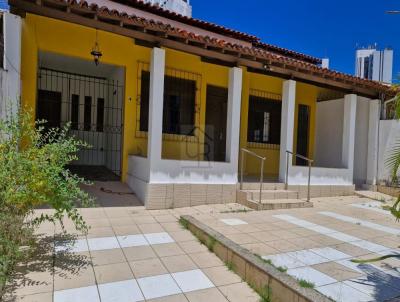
[0,110,93,293]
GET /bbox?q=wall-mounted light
[91,30,102,66]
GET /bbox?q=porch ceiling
[10,0,395,99]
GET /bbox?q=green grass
[225,260,235,271]
[298,279,315,288]
[255,254,287,272]
[178,217,189,230]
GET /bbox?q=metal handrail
[285,150,314,202]
[240,148,266,205]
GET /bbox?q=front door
[296,104,310,166]
[205,85,228,162]
[37,90,62,129]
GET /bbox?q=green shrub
[0,110,93,294]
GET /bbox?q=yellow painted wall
[239,70,318,179]
[20,14,230,180]
[21,14,318,182]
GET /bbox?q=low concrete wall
[377,119,400,183]
[181,215,331,302]
[288,166,353,186]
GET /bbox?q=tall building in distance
[355,46,393,83]
[144,0,192,17]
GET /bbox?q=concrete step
[239,189,299,200]
[240,182,285,190]
[242,199,313,211]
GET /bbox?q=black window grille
[71,94,79,130]
[139,70,196,135]
[247,94,281,145]
[84,96,92,131]
[96,98,104,132]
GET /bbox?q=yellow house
[9,0,392,209]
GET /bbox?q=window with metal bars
[247,95,281,144]
[139,70,196,135]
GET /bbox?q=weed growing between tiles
[298,279,315,289]
[255,255,287,273]
[220,208,251,214]
[178,217,189,230]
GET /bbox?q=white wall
[289,166,353,185]
[353,97,370,185]
[0,12,21,120]
[377,119,400,182]
[314,98,344,168]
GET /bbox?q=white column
[279,80,296,182]
[148,48,165,179]
[226,67,243,165]
[342,94,357,171]
[366,99,380,185]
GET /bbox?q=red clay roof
[108,0,322,65]
[10,0,394,96]
[110,0,259,42]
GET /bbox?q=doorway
[36,52,124,180]
[296,104,310,166]
[205,85,228,162]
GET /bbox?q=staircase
[237,182,313,210]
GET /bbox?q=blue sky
[191,0,400,81]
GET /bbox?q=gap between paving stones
[180,215,331,302]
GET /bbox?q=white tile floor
[220,218,248,226]
[88,237,120,251]
[350,202,391,216]
[137,274,181,300]
[317,282,373,302]
[54,285,100,302]
[117,234,149,248]
[55,232,175,253]
[171,269,214,293]
[319,211,400,235]
[286,250,329,266]
[144,232,175,245]
[272,213,400,301]
[98,280,144,302]
[287,267,337,287]
[53,269,216,302]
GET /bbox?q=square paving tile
[90,249,126,266]
[113,225,141,236]
[178,241,208,254]
[94,262,134,284]
[87,237,120,251]
[53,265,96,291]
[351,240,389,253]
[287,250,329,265]
[117,234,149,248]
[189,252,223,268]
[317,282,373,302]
[220,219,248,226]
[310,247,351,261]
[218,282,260,302]
[9,292,53,302]
[123,246,157,261]
[145,232,175,245]
[137,273,182,300]
[169,230,195,242]
[53,285,100,302]
[287,267,337,287]
[203,266,242,286]
[147,294,188,302]
[171,269,214,293]
[55,239,88,253]
[312,262,363,281]
[152,243,185,257]
[98,279,143,302]
[161,255,198,273]
[262,253,305,269]
[130,258,168,278]
[185,288,228,302]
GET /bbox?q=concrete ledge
[181,215,331,302]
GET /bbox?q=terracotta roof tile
[10,0,394,96]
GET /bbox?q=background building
[143,0,192,17]
[355,46,393,83]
